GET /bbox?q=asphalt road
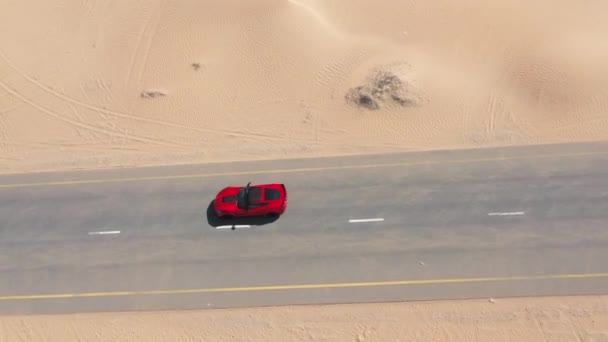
[1,141,608,315]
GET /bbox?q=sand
[1,0,608,173]
[2,0,608,339]
[0,296,607,341]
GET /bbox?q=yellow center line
[1,150,607,189]
[1,272,607,301]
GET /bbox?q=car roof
[247,186,263,202]
[241,184,284,202]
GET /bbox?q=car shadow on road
[206,200,280,228]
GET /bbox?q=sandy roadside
[0,296,607,341]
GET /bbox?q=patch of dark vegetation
[140,90,166,98]
[346,67,422,110]
[191,63,201,71]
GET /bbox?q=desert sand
[0,296,607,342]
[2,0,608,340]
[1,0,608,173]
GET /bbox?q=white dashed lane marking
[488,211,525,216]
[348,218,385,223]
[88,230,121,235]
[216,225,251,230]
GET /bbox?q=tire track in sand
[123,1,158,91]
[0,80,183,148]
[487,92,498,136]
[126,0,165,115]
[0,111,10,154]
[0,50,317,144]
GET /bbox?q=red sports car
[213,182,288,218]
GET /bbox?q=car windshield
[237,187,249,209]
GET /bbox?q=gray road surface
[1,141,608,315]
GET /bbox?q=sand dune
[1,0,607,173]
